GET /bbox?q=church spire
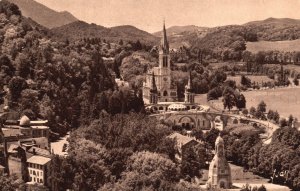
[185,71,194,103]
[161,20,169,54]
[187,71,192,90]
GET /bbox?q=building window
[30,170,32,174]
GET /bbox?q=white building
[27,155,51,186]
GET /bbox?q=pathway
[50,132,70,157]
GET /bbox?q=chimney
[32,148,36,155]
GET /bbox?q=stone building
[207,134,232,189]
[143,22,178,104]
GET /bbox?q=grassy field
[227,75,274,86]
[243,87,300,119]
[246,39,300,53]
[195,87,300,119]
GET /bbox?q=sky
[35,0,300,33]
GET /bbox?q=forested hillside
[51,21,159,45]
[0,1,144,137]
[156,18,300,61]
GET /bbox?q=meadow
[246,39,300,53]
[195,87,300,119]
[243,87,300,119]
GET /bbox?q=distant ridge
[7,0,78,28]
[51,21,159,44]
[244,17,300,26]
[153,25,208,37]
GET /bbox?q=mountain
[153,25,208,37]
[244,17,300,26]
[51,21,159,44]
[243,17,300,41]
[152,25,209,49]
[7,0,78,28]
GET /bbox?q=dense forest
[1,1,300,191]
[223,126,300,190]
[0,0,145,137]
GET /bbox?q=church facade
[143,22,178,104]
[207,134,232,189]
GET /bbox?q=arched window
[163,56,168,67]
[163,91,168,96]
[220,181,225,188]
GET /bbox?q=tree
[250,107,256,116]
[242,108,248,115]
[223,92,236,111]
[236,94,246,110]
[257,185,267,191]
[257,101,267,113]
[106,151,179,191]
[0,174,25,191]
[8,76,28,103]
[273,111,280,124]
[279,118,288,127]
[288,115,294,127]
[181,144,208,181]
[267,110,274,120]
[241,75,251,87]
[293,76,299,86]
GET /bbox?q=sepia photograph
[0,0,299,190]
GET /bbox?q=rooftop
[168,132,200,146]
[28,147,51,157]
[27,155,51,165]
[31,126,49,130]
[2,128,23,137]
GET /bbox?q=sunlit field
[195,87,300,119]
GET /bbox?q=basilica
[143,22,194,107]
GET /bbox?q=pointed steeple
[187,71,192,90]
[161,20,169,54]
[185,71,194,103]
[150,72,157,92]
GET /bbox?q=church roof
[168,132,200,146]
